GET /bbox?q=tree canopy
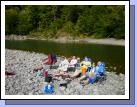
[5,5,125,39]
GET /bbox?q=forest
[5,5,125,39]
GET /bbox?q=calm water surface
[5,40,125,74]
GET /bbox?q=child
[71,56,91,79]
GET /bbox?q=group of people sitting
[34,54,106,86]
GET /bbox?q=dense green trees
[5,7,19,34]
[5,5,125,39]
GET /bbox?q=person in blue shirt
[79,62,97,85]
[80,61,106,86]
[95,61,106,77]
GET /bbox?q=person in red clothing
[42,53,53,65]
[34,53,56,71]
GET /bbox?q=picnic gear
[44,70,53,83]
[43,70,48,77]
[59,80,68,88]
[67,67,76,72]
[36,71,43,77]
[44,84,54,94]
[52,54,57,64]
[45,76,52,83]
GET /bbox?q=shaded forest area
[5,5,125,39]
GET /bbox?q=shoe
[79,81,84,84]
[33,69,38,72]
[80,82,86,86]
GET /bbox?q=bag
[67,67,75,72]
[52,54,57,64]
[45,76,52,83]
[59,80,68,88]
[44,84,54,94]
[36,71,43,77]
[43,71,48,77]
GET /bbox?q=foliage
[17,7,33,35]
[5,5,125,39]
[5,7,19,34]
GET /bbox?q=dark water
[5,40,125,74]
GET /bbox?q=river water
[5,40,125,74]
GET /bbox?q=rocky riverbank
[5,35,125,46]
[5,49,125,95]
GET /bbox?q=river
[5,40,125,74]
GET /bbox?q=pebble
[5,49,125,95]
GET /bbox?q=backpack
[44,84,54,94]
[52,54,57,64]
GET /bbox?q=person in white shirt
[53,57,72,79]
[57,57,70,72]
[67,56,77,72]
[69,56,77,67]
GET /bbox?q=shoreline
[5,49,125,95]
[49,38,125,46]
[5,35,125,46]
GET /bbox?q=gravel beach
[5,49,125,95]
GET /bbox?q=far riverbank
[5,35,125,46]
